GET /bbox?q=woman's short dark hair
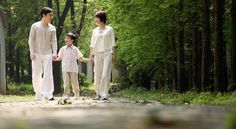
[95,11,107,23]
[67,32,76,42]
[40,7,53,17]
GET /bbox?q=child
[57,32,88,100]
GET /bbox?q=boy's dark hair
[40,7,53,17]
[95,11,107,23]
[67,32,76,42]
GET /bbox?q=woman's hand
[89,55,94,63]
[30,54,36,61]
[112,53,116,63]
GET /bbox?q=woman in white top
[89,11,116,100]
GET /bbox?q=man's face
[43,12,53,23]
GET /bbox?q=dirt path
[0,97,234,129]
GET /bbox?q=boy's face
[65,36,73,46]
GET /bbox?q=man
[28,7,57,101]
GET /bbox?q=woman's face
[95,17,103,25]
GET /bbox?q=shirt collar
[66,44,74,49]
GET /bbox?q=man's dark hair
[95,11,107,23]
[67,32,76,42]
[40,7,53,17]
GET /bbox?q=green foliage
[79,73,92,87]
[225,111,236,129]
[7,83,34,95]
[118,87,236,105]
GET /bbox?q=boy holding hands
[57,32,88,100]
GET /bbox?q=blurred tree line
[0,0,99,93]
[0,0,235,93]
[96,0,236,92]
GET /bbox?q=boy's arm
[79,57,89,62]
[54,47,63,61]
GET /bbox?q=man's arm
[51,27,57,60]
[28,24,36,60]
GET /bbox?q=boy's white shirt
[58,45,83,73]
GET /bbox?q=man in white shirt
[57,32,87,100]
[89,11,116,100]
[28,7,57,101]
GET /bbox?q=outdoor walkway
[0,97,234,129]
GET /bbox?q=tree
[176,0,186,92]
[229,0,236,91]
[214,0,228,92]
[201,0,211,91]
[51,0,74,94]
[192,12,201,91]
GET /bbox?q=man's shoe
[48,97,55,101]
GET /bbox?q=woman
[89,11,116,100]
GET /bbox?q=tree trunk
[53,0,74,94]
[71,0,76,29]
[74,0,87,42]
[48,0,52,8]
[15,47,20,83]
[201,0,211,91]
[192,14,201,91]
[171,33,177,91]
[56,0,73,39]
[229,0,236,91]
[177,28,185,92]
[7,14,14,80]
[176,0,186,92]
[214,0,228,92]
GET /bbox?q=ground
[0,96,234,129]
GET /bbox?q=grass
[0,95,34,102]
[117,87,236,106]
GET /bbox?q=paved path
[0,97,234,129]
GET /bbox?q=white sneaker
[63,95,70,100]
[34,93,41,101]
[73,94,79,100]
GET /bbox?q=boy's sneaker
[63,95,70,100]
[73,94,80,100]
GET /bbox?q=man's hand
[30,54,36,61]
[52,54,57,61]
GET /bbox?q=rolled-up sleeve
[28,24,36,55]
[77,48,84,59]
[110,28,116,47]
[51,27,57,55]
